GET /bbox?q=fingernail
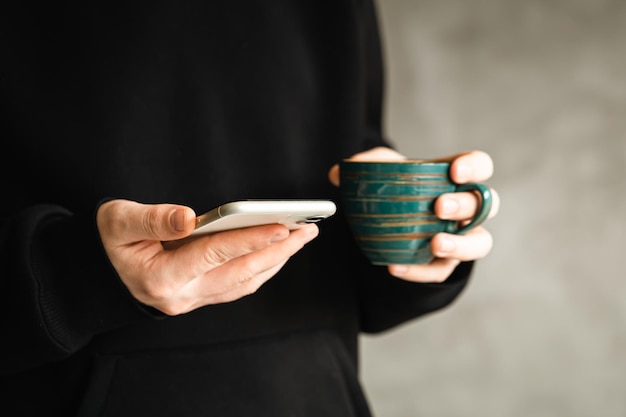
[455,164,472,183]
[442,197,460,214]
[169,209,185,232]
[436,236,455,254]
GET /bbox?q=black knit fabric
[0,1,472,415]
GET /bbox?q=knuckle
[141,280,178,303]
[235,258,260,284]
[99,206,128,236]
[157,302,189,316]
[142,208,163,239]
[137,284,190,316]
[202,245,233,267]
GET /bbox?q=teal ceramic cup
[339,159,493,265]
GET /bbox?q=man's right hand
[96,199,319,315]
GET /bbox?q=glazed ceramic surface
[339,160,492,265]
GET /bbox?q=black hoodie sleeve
[352,0,473,333]
[357,261,473,334]
[0,204,153,375]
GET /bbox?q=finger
[139,224,295,314]
[387,258,461,283]
[349,146,406,161]
[430,227,493,261]
[449,150,494,184]
[163,224,292,280]
[98,200,197,244]
[204,224,319,287]
[328,146,406,187]
[204,261,287,306]
[328,163,340,187]
[168,260,289,314]
[435,187,500,220]
[184,224,319,307]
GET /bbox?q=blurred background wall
[360,0,626,416]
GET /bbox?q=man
[0,1,499,415]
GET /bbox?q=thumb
[159,205,197,241]
[327,163,340,187]
[98,200,197,244]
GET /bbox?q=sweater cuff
[30,205,155,353]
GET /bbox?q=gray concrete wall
[360,1,626,416]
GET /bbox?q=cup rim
[340,158,452,164]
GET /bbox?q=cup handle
[452,183,493,235]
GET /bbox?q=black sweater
[0,1,471,416]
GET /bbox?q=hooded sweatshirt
[0,1,471,415]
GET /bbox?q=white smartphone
[190,199,337,236]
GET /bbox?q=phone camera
[304,216,326,223]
